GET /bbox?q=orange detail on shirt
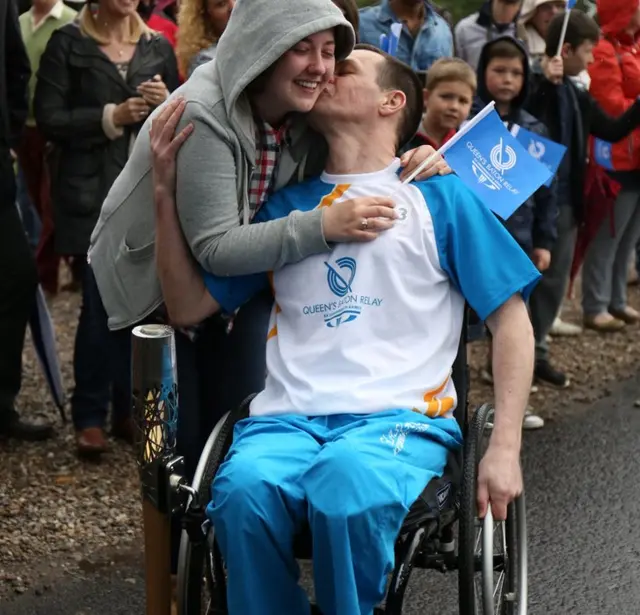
[422,376,454,418]
[267,271,281,313]
[267,325,278,340]
[318,184,351,208]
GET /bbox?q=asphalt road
[3,376,640,615]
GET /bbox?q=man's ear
[380,90,407,118]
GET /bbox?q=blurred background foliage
[355,1,597,25]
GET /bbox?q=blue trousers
[207,410,462,615]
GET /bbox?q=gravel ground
[1,271,639,602]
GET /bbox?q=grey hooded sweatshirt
[88,0,355,330]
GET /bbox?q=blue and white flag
[567,0,577,8]
[511,124,567,187]
[443,107,554,220]
[379,23,402,56]
[593,138,614,170]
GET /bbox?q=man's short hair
[354,44,424,149]
[484,39,527,67]
[545,9,600,56]
[425,57,477,94]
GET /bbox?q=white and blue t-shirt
[204,160,540,419]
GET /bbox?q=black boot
[0,409,54,441]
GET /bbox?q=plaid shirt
[166,120,291,339]
[248,120,291,219]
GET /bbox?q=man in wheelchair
[153,45,540,615]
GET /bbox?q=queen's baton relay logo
[528,139,545,160]
[301,257,383,328]
[470,138,520,194]
[594,138,614,170]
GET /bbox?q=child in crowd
[474,35,558,429]
[524,9,640,383]
[406,57,475,151]
[518,0,566,64]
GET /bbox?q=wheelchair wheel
[176,411,234,615]
[458,404,528,615]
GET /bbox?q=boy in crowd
[525,10,640,384]
[406,57,475,151]
[474,36,558,428]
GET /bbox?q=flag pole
[401,100,496,185]
[555,4,572,57]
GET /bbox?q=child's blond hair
[425,57,477,94]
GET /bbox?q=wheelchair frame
[175,313,528,615]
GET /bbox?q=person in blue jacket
[359,0,453,72]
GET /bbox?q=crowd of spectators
[2,0,640,444]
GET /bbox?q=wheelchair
[174,318,528,615]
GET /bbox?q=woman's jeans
[72,265,271,467]
[582,184,640,316]
[71,266,272,569]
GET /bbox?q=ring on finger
[360,218,369,230]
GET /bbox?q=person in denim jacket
[359,0,452,72]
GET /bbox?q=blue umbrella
[29,285,66,422]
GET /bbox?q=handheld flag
[556,1,576,56]
[388,23,402,57]
[510,124,567,187]
[407,102,552,220]
[402,102,553,220]
[380,23,402,56]
[379,34,389,53]
[593,138,614,170]
[444,109,553,219]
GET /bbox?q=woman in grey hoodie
[86,0,440,474]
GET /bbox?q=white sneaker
[483,409,544,431]
[522,410,544,430]
[550,317,582,337]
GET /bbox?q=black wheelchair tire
[458,404,519,615]
[177,410,235,615]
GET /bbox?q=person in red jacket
[139,0,178,48]
[582,0,640,331]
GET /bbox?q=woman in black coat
[34,0,179,456]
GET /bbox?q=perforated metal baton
[131,324,181,615]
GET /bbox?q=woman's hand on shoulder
[150,96,194,200]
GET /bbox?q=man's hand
[150,97,193,201]
[399,145,451,181]
[542,56,564,85]
[532,248,551,271]
[476,442,523,521]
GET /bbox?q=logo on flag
[528,140,545,160]
[471,138,518,190]
[444,108,553,220]
[593,138,614,171]
[510,124,567,187]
